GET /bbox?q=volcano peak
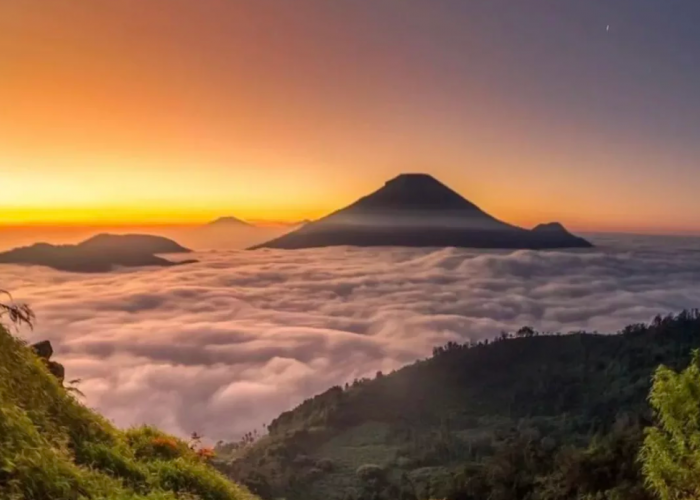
[251,174,592,250]
[384,172,441,186]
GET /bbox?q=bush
[356,464,385,482]
[126,426,193,461]
[642,350,700,500]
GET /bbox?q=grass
[0,325,259,500]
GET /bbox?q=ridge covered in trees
[217,311,700,500]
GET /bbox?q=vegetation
[217,311,700,500]
[642,349,700,500]
[0,323,259,500]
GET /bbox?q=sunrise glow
[2,1,700,232]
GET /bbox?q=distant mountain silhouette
[248,219,311,228]
[0,234,196,272]
[252,173,592,250]
[208,216,252,227]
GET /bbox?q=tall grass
[0,326,258,500]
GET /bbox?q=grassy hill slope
[220,311,700,500]
[0,325,259,500]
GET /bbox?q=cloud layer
[5,233,700,440]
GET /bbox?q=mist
[5,233,700,440]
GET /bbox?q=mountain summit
[352,173,485,212]
[251,174,591,250]
[208,216,252,227]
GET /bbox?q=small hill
[0,326,259,500]
[208,217,252,227]
[251,174,591,250]
[80,233,191,253]
[0,234,195,272]
[221,312,700,500]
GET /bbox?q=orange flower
[196,447,216,459]
[152,437,179,450]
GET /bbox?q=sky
[2,1,700,232]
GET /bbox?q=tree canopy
[642,349,700,500]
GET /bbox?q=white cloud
[5,233,700,440]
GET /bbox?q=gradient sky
[2,1,700,232]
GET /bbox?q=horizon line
[2,221,700,238]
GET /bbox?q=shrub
[356,464,385,482]
[126,426,192,461]
[149,458,254,500]
[642,350,700,500]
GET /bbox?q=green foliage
[0,326,259,500]
[150,458,255,500]
[641,349,700,500]
[73,441,149,490]
[462,422,653,500]
[224,311,700,500]
[126,427,194,462]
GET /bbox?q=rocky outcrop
[31,340,65,382]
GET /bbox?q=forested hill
[218,311,700,500]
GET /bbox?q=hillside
[252,174,592,250]
[219,312,700,500]
[0,325,258,500]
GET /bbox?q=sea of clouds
[5,233,700,441]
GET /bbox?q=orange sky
[2,1,700,233]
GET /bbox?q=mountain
[0,326,258,500]
[251,174,591,250]
[209,216,253,227]
[297,219,312,226]
[79,233,191,254]
[218,312,700,500]
[0,233,195,272]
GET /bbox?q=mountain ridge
[220,311,700,500]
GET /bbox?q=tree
[641,349,700,500]
[516,326,536,338]
[0,290,34,328]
